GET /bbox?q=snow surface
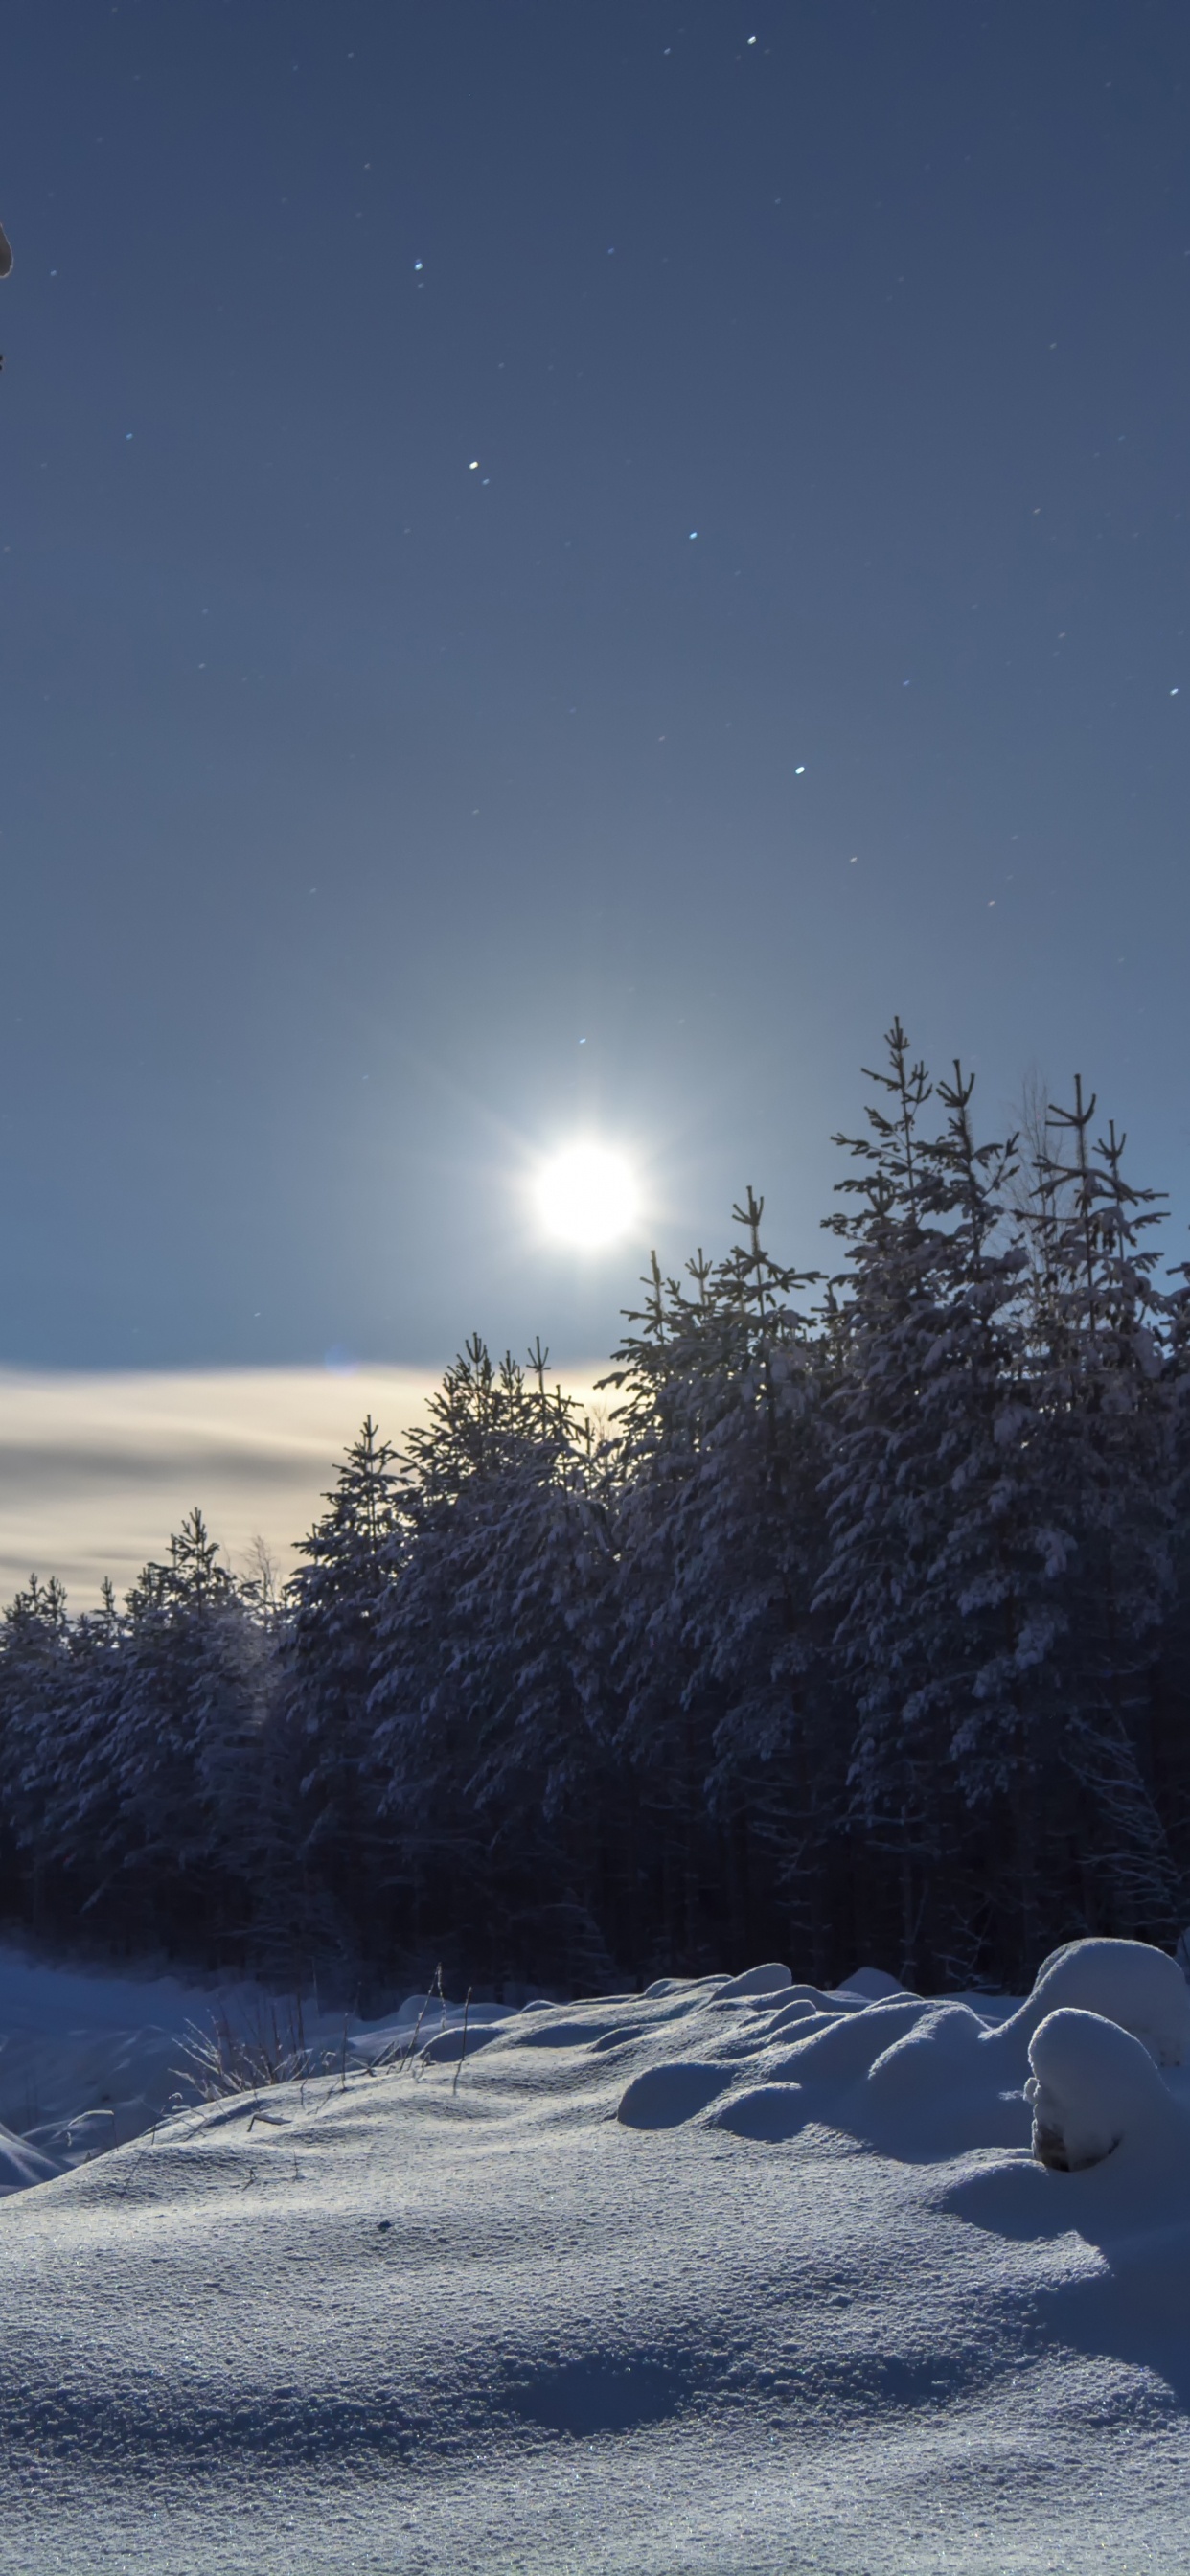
[0,1940,1187,2569]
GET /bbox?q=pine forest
[4,1024,1189,2000]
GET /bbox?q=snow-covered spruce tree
[862,1059,1071,1982]
[40,1512,273,1956]
[281,1416,403,1967]
[12,1581,122,1940]
[818,1032,1182,1983]
[1009,1079,1182,1945]
[813,1026,1037,1982]
[0,1575,75,1926]
[604,1198,839,1978]
[1152,1252,1190,1891]
[368,1339,619,1988]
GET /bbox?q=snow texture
[0,1937,1186,2569]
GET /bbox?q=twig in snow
[451,1987,473,2096]
[402,1964,444,2075]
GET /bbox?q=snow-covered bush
[1027,1936,1190,2067]
[1026,2006,1180,2171]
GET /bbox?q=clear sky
[2,0,1188,1375]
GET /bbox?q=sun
[535,1141,640,1250]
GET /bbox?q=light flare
[535,1142,639,1250]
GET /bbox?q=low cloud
[0,1368,436,1607]
[0,1364,608,1609]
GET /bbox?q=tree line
[3,1022,1189,1998]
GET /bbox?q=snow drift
[0,1935,1185,2570]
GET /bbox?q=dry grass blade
[452,1987,472,2096]
[172,1997,337,2103]
[368,1964,447,2075]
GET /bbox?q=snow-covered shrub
[1026,2006,1178,2170]
[1024,1936,1190,2067]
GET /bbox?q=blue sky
[2,0,1188,1374]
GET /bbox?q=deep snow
[0,1943,1187,2571]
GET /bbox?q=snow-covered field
[0,1943,1187,2570]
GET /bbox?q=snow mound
[867,2000,983,2102]
[993,1934,1190,2072]
[1027,2006,1187,2172]
[616,2059,734,2128]
[1028,1937,1190,2066]
[416,2021,501,2064]
[610,1942,1190,2172]
[715,1961,793,1999]
[767,1993,931,2084]
[712,2079,807,2140]
[835,1964,911,2001]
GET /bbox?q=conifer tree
[284,1417,402,1955]
[606,1197,835,1973]
[814,1026,1051,1976]
[1012,1081,1181,1940]
[368,1342,618,1984]
[0,1576,74,1922]
[16,1579,128,1922]
[50,1512,269,1950]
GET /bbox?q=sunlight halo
[535,1141,640,1250]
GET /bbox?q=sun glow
[535,1141,640,1250]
